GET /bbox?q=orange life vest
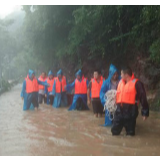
[91,78,103,98]
[47,78,54,92]
[75,78,87,94]
[55,76,66,93]
[38,76,47,90]
[26,77,39,93]
[116,78,138,105]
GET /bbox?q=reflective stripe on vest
[47,78,54,92]
[38,76,47,90]
[75,78,87,94]
[26,77,39,93]
[91,78,103,98]
[55,76,66,93]
[116,78,138,105]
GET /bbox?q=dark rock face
[134,57,160,90]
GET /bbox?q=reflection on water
[0,84,160,156]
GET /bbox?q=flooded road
[0,84,160,156]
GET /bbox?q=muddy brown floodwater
[0,84,160,156]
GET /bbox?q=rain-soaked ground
[0,84,160,156]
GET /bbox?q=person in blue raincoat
[21,69,49,111]
[100,64,120,126]
[44,70,55,105]
[52,69,68,108]
[66,69,89,111]
[21,74,34,111]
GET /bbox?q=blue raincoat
[52,69,68,108]
[21,80,34,111]
[21,69,49,111]
[100,64,121,126]
[44,70,54,105]
[66,69,89,111]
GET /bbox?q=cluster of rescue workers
[21,64,149,136]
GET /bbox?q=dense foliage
[1,5,160,81]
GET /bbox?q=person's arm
[87,81,92,104]
[135,81,149,119]
[37,79,49,86]
[86,79,89,86]
[66,77,68,85]
[66,80,75,91]
[100,80,108,106]
[44,80,48,95]
[21,80,26,98]
[52,79,56,96]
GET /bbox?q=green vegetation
[1,5,160,81]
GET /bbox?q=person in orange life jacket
[100,64,120,126]
[111,66,149,136]
[44,70,54,105]
[21,69,49,111]
[21,74,34,111]
[66,69,89,111]
[52,69,68,108]
[87,69,104,118]
[38,71,47,104]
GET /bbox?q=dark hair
[41,71,46,76]
[121,66,132,77]
[94,69,101,75]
